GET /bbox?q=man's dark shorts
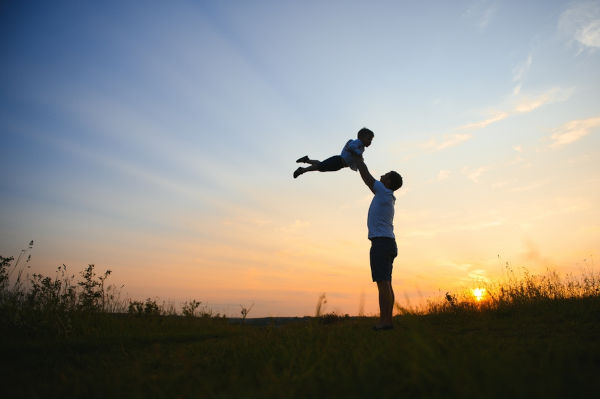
[369,237,397,282]
[318,155,346,172]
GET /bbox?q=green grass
[2,297,600,398]
[2,252,600,398]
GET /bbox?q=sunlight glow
[472,288,486,302]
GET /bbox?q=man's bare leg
[376,281,394,328]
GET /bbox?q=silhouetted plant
[240,303,254,322]
[0,256,12,292]
[78,264,111,312]
[128,298,161,316]
[128,300,144,315]
[319,312,349,324]
[28,264,77,313]
[10,240,33,278]
[182,300,201,317]
[143,299,160,315]
[315,293,327,317]
[445,292,457,307]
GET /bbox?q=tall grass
[0,245,219,336]
[424,263,600,314]
[3,241,600,336]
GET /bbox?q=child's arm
[356,159,376,194]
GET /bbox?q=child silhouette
[293,128,374,179]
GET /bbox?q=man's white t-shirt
[367,180,395,239]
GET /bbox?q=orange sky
[1,2,599,317]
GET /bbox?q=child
[293,127,374,179]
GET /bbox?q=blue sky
[1,1,599,316]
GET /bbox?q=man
[356,159,403,330]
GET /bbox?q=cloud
[479,6,496,29]
[513,54,532,82]
[451,86,572,136]
[550,116,600,148]
[514,87,574,113]
[437,170,451,181]
[559,2,600,51]
[512,53,533,95]
[577,19,600,48]
[458,111,509,131]
[417,83,570,154]
[423,134,472,151]
[462,166,488,183]
[464,1,497,30]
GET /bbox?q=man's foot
[296,155,310,163]
[373,324,394,331]
[293,167,304,179]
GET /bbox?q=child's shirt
[340,139,365,171]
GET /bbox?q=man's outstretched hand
[357,159,376,194]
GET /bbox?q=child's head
[357,127,374,147]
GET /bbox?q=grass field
[2,255,600,398]
[3,297,600,397]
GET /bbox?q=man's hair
[388,171,403,191]
[357,127,374,140]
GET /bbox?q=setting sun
[472,288,486,302]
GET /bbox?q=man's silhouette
[356,159,403,330]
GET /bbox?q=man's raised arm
[357,159,376,194]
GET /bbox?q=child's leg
[317,155,346,172]
[294,155,345,178]
[296,155,319,165]
[294,163,320,178]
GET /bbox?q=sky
[1,0,599,317]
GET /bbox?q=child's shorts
[369,237,397,282]
[318,155,346,172]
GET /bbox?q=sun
[472,288,486,302]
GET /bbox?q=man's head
[357,127,374,147]
[381,171,403,191]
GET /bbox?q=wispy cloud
[479,6,496,29]
[462,166,488,183]
[420,85,572,154]
[458,112,509,131]
[559,1,600,52]
[513,54,533,83]
[423,134,472,151]
[464,1,497,30]
[514,87,574,113]
[549,116,600,148]
[512,53,532,95]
